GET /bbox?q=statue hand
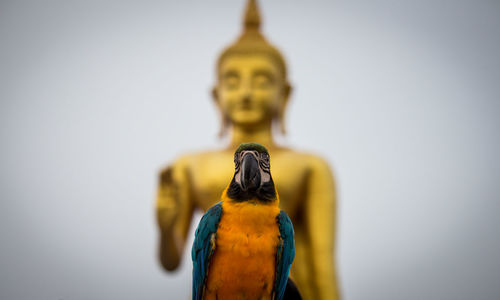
[157,166,181,230]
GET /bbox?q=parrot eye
[234,154,240,170]
[259,152,270,170]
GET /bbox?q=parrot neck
[222,184,280,206]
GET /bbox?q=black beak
[240,153,261,191]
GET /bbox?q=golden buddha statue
[156,0,340,299]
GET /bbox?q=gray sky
[1,0,499,299]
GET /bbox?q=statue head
[213,0,292,137]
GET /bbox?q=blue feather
[274,210,295,300]
[191,202,223,300]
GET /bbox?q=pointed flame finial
[244,0,261,31]
[217,0,288,78]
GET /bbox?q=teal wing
[191,202,223,300]
[274,210,295,300]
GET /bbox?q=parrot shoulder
[192,202,223,300]
[274,210,295,300]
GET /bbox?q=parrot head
[226,143,277,202]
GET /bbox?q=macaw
[191,143,299,300]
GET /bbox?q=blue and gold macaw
[191,143,299,300]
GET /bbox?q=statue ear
[278,82,292,135]
[283,81,292,101]
[212,86,229,138]
[212,86,219,102]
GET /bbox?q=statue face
[215,55,287,128]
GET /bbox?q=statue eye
[253,75,270,88]
[252,71,274,89]
[224,73,240,90]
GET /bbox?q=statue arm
[305,157,340,300]
[156,158,194,271]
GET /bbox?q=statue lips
[239,103,253,110]
[240,152,261,192]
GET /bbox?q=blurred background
[1,0,499,299]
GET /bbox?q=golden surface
[156,1,340,299]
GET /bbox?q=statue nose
[242,88,251,103]
[242,93,251,105]
[241,81,252,102]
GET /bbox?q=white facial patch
[234,150,271,185]
[260,168,270,182]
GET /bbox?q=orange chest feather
[204,201,281,298]
[217,201,281,257]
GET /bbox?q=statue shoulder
[158,155,186,180]
[286,150,337,197]
[304,153,332,172]
[158,150,230,179]
[300,152,336,184]
[279,148,333,173]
